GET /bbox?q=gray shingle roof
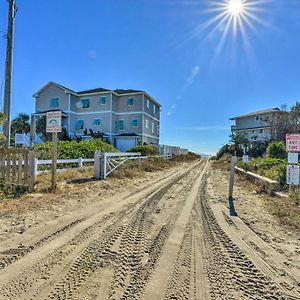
[77,88,110,94]
[230,108,286,120]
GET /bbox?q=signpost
[46,111,62,191]
[286,134,300,195]
[242,155,249,164]
[228,154,238,216]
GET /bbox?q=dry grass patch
[212,160,300,230]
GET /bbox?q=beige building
[230,108,289,143]
[33,82,161,151]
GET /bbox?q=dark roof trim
[33,81,161,107]
[32,109,68,117]
[115,133,141,137]
[230,108,288,120]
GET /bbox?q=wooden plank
[28,150,35,192]
[11,152,17,184]
[52,132,58,191]
[6,152,11,182]
[24,151,29,185]
[17,152,22,185]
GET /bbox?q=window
[132,119,138,127]
[157,124,159,133]
[81,98,90,109]
[153,105,156,114]
[147,99,150,108]
[75,120,84,130]
[128,98,134,106]
[118,120,125,130]
[99,96,106,105]
[256,116,259,121]
[93,119,101,126]
[259,129,263,134]
[50,98,59,108]
[152,122,155,133]
[145,119,149,129]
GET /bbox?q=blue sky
[0,0,300,154]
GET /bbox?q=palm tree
[11,113,30,135]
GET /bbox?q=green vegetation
[237,157,287,187]
[126,145,159,156]
[34,138,117,159]
[266,141,287,159]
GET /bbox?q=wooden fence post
[78,157,83,168]
[94,150,101,179]
[28,150,35,192]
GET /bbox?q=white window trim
[75,119,84,130]
[50,97,60,108]
[93,118,102,126]
[99,96,107,105]
[145,119,149,129]
[128,97,135,106]
[118,119,125,131]
[132,119,139,127]
[80,98,90,109]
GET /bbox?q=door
[115,138,136,152]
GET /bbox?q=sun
[227,0,245,16]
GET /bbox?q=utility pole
[3,0,17,149]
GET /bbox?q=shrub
[266,141,287,159]
[248,143,267,158]
[34,138,117,159]
[126,145,159,156]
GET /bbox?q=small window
[153,105,156,114]
[147,99,150,108]
[152,122,155,133]
[128,98,134,106]
[50,98,59,108]
[132,119,138,127]
[145,119,149,129]
[252,130,255,134]
[256,116,259,121]
[99,96,106,105]
[118,120,125,130]
[75,120,84,130]
[259,129,263,134]
[157,124,159,133]
[93,119,101,126]
[81,98,90,109]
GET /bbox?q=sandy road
[0,160,299,299]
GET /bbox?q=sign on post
[286,165,300,185]
[46,111,62,133]
[46,111,61,191]
[242,155,249,164]
[286,134,300,152]
[288,152,299,164]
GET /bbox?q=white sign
[242,155,249,163]
[286,134,300,152]
[46,111,62,133]
[288,152,298,164]
[286,165,300,185]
